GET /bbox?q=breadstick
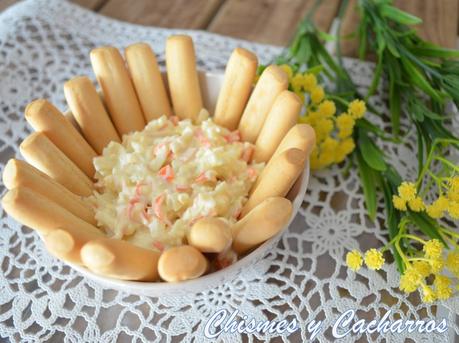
[90,46,145,135]
[125,42,173,121]
[214,48,258,130]
[158,245,208,282]
[64,76,120,154]
[272,123,316,158]
[24,99,97,178]
[1,187,101,236]
[238,65,288,143]
[242,148,306,216]
[19,132,94,196]
[233,197,292,254]
[3,159,96,225]
[253,91,302,163]
[43,226,103,265]
[81,238,160,281]
[187,218,232,253]
[166,35,203,121]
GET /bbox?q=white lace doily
[0,1,458,342]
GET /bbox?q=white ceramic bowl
[68,71,310,297]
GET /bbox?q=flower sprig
[257,65,366,170]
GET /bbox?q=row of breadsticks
[1,34,316,282]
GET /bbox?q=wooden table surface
[0,0,458,50]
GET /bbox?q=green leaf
[401,59,442,102]
[358,129,388,172]
[366,58,384,99]
[381,179,404,273]
[412,46,459,59]
[408,212,448,246]
[386,55,401,136]
[295,38,311,63]
[384,166,403,188]
[356,150,378,220]
[380,4,423,25]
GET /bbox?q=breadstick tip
[2,159,19,189]
[44,229,75,255]
[233,47,257,63]
[81,241,116,268]
[263,65,289,84]
[24,99,49,120]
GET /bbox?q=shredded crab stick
[242,148,306,216]
[90,115,263,251]
[214,48,258,130]
[166,35,203,122]
[232,197,292,254]
[253,91,302,163]
[3,159,96,225]
[158,245,208,282]
[90,46,145,135]
[238,65,289,143]
[64,76,120,154]
[81,237,161,281]
[20,132,94,196]
[1,187,102,236]
[125,42,173,121]
[24,99,97,178]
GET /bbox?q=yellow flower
[364,249,384,270]
[321,137,339,152]
[397,182,417,201]
[310,86,325,104]
[434,275,452,300]
[346,250,363,271]
[318,152,334,168]
[279,64,293,80]
[302,73,317,92]
[423,239,443,260]
[295,91,305,104]
[317,100,336,118]
[310,149,320,170]
[447,201,459,219]
[254,74,260,83]
[430,258,444,273]
[408,196,425,212]
[291,73,303,93]
[348,99,366,119]
[426,196,448,219]
[336,113,355,130]
[421,284,436,303]
[447,188,459,202]
[338,128,353,139]
[392,195,407,211]
[335,138,355,163]
[399,267,422,293]
[316,118,334,136]
[448,176,459,191]
[445,251,459,274]
[412,261,431,278]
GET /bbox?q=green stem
[434,156,459,172]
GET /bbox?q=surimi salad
[90,112,265,252]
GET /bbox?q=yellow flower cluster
[346,248,385,271]
[277,65,367,170]
[399,239,457,303]
[347,238,459,303]
[392,177,459,219]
